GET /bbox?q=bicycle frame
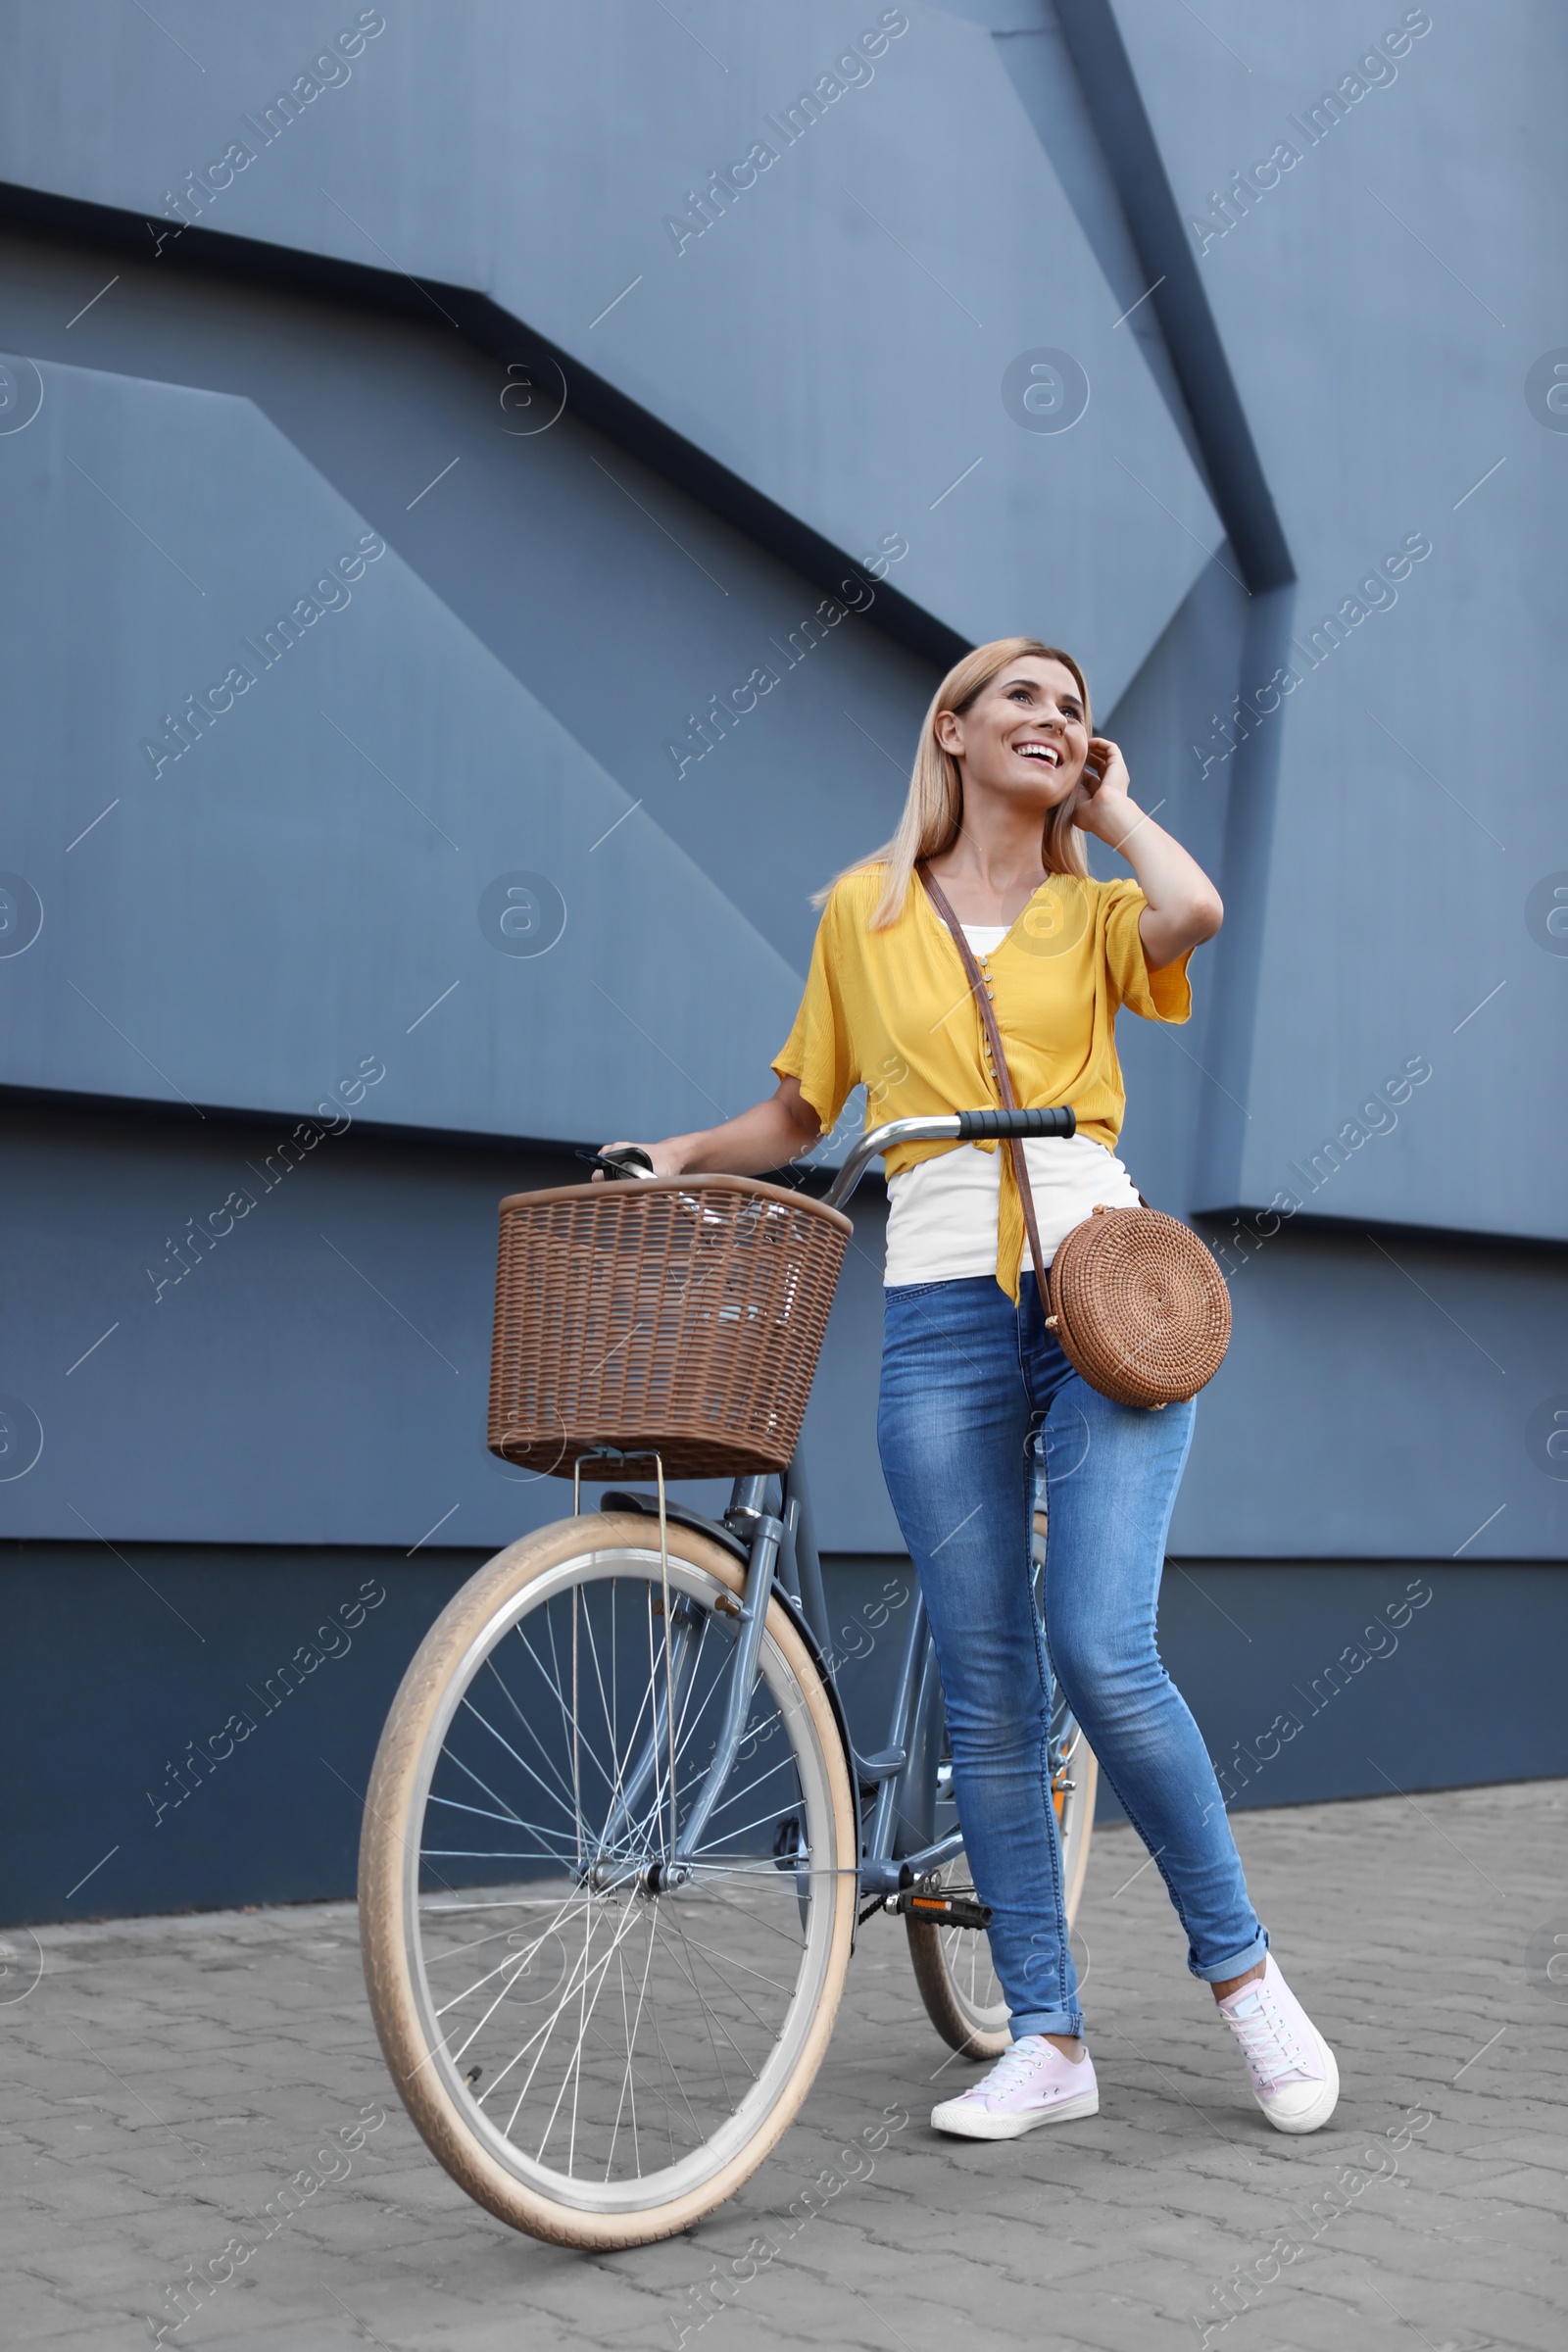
[599,1108,1070,1899]
[742,1455,956,1896]
[597,1454,956,1895]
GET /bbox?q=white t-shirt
[882,921,1142,1287]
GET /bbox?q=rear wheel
[360,1513,857,2247]
[906,1504,1097,2059]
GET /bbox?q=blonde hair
[816,638,1093,929]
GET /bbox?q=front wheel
[906,1505,1098,2059]
[359,1513,858,2248]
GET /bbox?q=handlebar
[821,1106,1075,1213]
[586,1108,1076,1214]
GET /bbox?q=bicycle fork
[580,1468,785,1891]
[661,1504,785,1883]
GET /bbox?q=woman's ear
[933,709,963,756]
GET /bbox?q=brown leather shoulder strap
[916,862,1050,1290]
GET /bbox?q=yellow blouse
[772,862,1193,1300]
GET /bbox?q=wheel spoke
[684,1877,815,1953]
[421,1844,577,1862]
[690,1784,810,1855]
[455,1693,584,1825]
[482,1647,585,1816]
[662,1919,792,2040]
[655,1908,755,2109]
[441,1927,577,2079]
[432,1908,577,2022]
[426,1791,536,1829]
[440,1746,533,1827]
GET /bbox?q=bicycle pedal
[884,1888,993,1931]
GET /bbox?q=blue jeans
[878,1273,1266,2040]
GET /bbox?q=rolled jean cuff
[1188,1926,1270,1984]
[1009,2006,1083,2041]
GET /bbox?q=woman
[602,638,1338,2141]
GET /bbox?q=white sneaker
[1217,1955,1340,2133]
[931,2035,1100,2140]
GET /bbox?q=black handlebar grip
[955,1106,1076,1141]
[586,1145,657,1179]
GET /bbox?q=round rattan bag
[1046,1204,1231,1408]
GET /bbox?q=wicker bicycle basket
[487,1175,853,1481]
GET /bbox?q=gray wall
[1,1,1563,1919]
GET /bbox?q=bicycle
[359,1106,1097,2247]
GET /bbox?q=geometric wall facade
[2,0,1564,1915]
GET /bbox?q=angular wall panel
[0,228,941,982]
[1107,0,1568,1241]
[0,0,1223,705]
[0,356,811,1142]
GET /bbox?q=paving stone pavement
[5,1780,1566,2352]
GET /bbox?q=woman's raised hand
[1071,736,1223,963]
[1073,736,1135,842]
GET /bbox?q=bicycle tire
[906,1508,1097,2059]
[360,1512,857,2248]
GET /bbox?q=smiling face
[933,655,1092,810]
